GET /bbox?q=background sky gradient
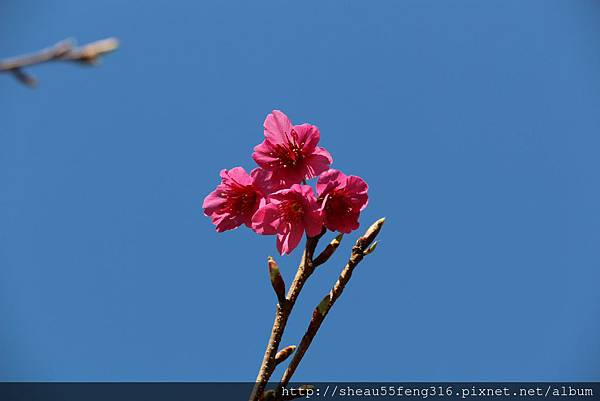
[1,0,599,381]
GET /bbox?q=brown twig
[0,37,119,87]
[249,229,325,401]
[313,233,343,267]
[276,218,385,395]
[274,345,296,366]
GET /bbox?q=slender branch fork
[248,231,323,401]
[0,37,119,87]
[249,218,385,401]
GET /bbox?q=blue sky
[1,0,599,381]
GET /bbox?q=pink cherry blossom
[252,184,323,255]
[253,110,332,185]
[317,169,369,234]
[203,167,275,232]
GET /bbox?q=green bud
[316,293,332,316]
[363,240,379,255]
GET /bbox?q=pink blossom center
[324,192,352,214]
[279,199,304,222]
[222,187,258,215]
[269,129,305,169]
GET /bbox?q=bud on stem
[363,240,379,255]
[275,345,296,365]
[316,293,332,316]
[313,233,343,267]
[268,257,286,304]
[359,217,385,249]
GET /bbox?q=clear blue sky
[1,0,599,381]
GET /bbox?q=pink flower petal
[344,175,369,211]
[304,207,324,237]
[317,169,369,234]
[252,111,332,184]
[292,123,320,153]
[327,211,360,234]
[224,167,253,186]
[344,175,368,194]
[264,110,293,145]
[316,169,345,196]
[202,189,227,216]
[276,223,304,255]
[252,141,279,168]
[267,187,291,203]
[297,184,314,199]
[251,203,279,235]
[212,213,244,233]
[304,147,333,179]
[203,167,265,233]
[276,168,306,186]
[250,168,283,197]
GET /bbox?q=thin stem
[276,218,385,395]
[0,38,119,87]
[249,230,324,401]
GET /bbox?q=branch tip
[313,233,344,267]
[274,345,296,365]
[268,257,286,304]
[11,68,37,87]
[0,37,119,87]
[359,217,385,249]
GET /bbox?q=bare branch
[249,229,325,401]
[277,218,385,394]
[0,37,119,87]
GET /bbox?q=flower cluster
[203,110,368,255]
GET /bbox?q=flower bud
[313,233,343,266]
[360,217,385,249]
[275,345,296,365]
[268,256,286,304]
